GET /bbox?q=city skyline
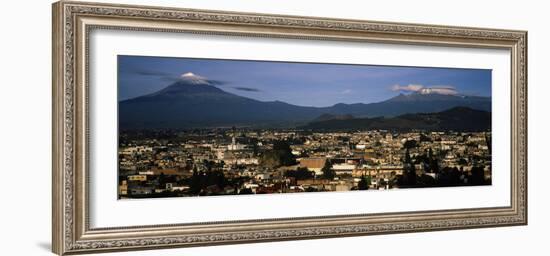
[117,55,492,199]
[118,55,492,107]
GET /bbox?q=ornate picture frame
[52,1,527,255]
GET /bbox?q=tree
[189,167,202,194]
[405,148,411,163]
[470,165,486,185]
[158,172,166,185]
[260,140,296,167]
[285,168,314,180]
[402,148,417,186]
[251,140,259,156]
[321,160,335,180]
[239,188,253,195]
[427,148,440,173]
[206,170,226,189]
[357,175,371,190]
[272,140,296,166]
[457,158,468,165]
[419,133,432,143]
[388,176,396,189]
[403,139,418,149]
[485,133,492,154]
[379,179,388,189]
[438,167,462,186]
[202,159,214,171]
[305,187,318,192]
[418,174,436,186]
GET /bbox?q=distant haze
[118,55,492,107]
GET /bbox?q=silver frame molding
[52,1,527,255]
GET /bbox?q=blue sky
[118,55,491,107]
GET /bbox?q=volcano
[119,78,319,129]
[119,79,491,129]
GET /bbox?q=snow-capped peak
[179,72,210,85]
[417,87,458,96]
[181,72,197,78]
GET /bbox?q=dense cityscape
[117,56,493,199]
[118,128,491,198]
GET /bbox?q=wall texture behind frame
[0,0,547,255]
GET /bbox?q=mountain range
[301,107,491,132]
[119,78,491,129]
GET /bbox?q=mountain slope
[119,79,491,129]
[316,93,491,117]
[119,80,320,129]
[301,107,491,132]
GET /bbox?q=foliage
[260,140,296,167]
[438,167,462,186]
[403,139,418,149]
[419,133,432,142]
[188,168,227,195]
[417,174,436,186]
[357,175,371,190]
[399,148,417,186]
[379,179,388,188]
[239,188,254,195]
[321,160,335,180]
[285,167,315,180]
[305,187,318,192]
[470,165,486,185]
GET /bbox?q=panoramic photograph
[117,55,492,199]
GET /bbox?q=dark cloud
[159,76,178,82]
[233,87,261,92]
[133,70,173,77]
[208,80,227,86]
[130,70,227,86]
[129,69,178,82]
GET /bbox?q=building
[299,157,327,175]
[227,130,246,151]
[352,165,403,179]
[355,143,367,150]
[332,163,356,175]
[150,168,182,176]
[129,186,154,195]
[119,180,128,196]
[128,175,147,182]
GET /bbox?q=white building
[332,163,356,175]
[227,136,246,151]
